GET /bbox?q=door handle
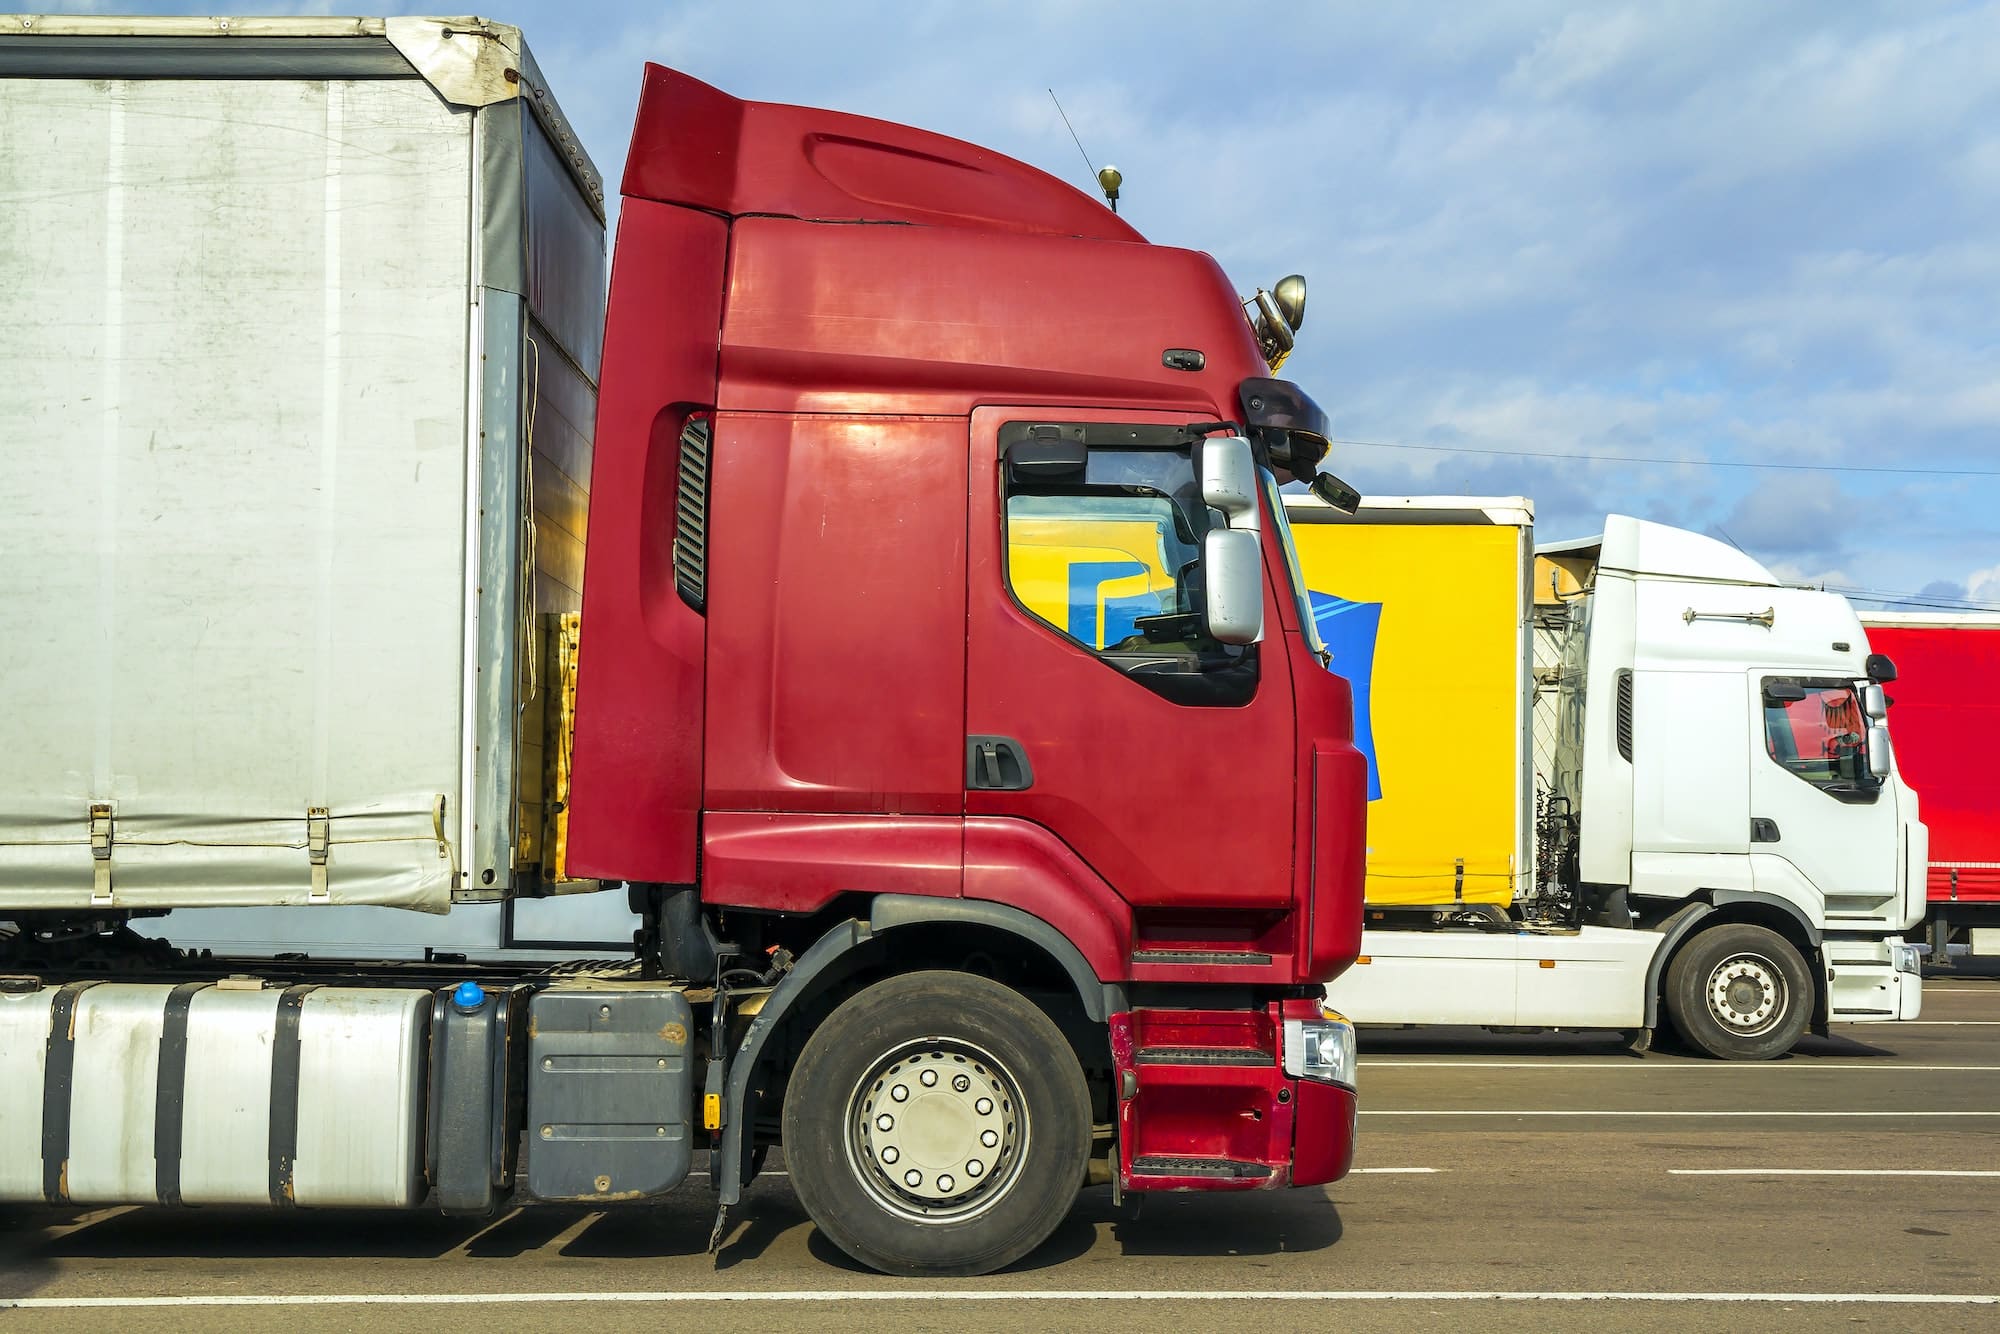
[1751,817,1781,843]
[967,735,1034,791]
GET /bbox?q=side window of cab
[999,424,1258,707]
[1762,677,1879,802]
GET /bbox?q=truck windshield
[1261,469,1327,661]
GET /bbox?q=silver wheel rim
[1707,952,1786,1036]
[844,1038,1029,1223]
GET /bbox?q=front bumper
[1826,935,1924,1022]
[1111,999,1357,1192]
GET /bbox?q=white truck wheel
[1663,923,1814,1060]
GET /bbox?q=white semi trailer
[1297,499,1924,1059]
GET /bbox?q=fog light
[1283,1014,1356,1089]
[1891,942,1920,976]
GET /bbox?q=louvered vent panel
[673,417,711,612]
[1615,669,1634,762]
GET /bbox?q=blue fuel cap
[452,980,486,1012]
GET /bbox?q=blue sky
[53,1,2000,609]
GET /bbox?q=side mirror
[1200,436,1259,531]
[1867,723,1891,779]
[1309,471,1362,514]
[1202,528,1265,645]
[1866,652,1897,684]
[1862,682,1887,720]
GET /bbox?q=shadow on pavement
[0,1206,63,1303]
[1091,1188,1343,1260]
[5,1177,1346,1281]
[21,1205,491,1261]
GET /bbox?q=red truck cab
[566,67,1366,1272]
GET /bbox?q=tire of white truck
[781,969,1092,1277]
[1663,923,1815,1060]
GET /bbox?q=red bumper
[1111,1004,1356,1192]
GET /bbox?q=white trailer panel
[0,17,605,914]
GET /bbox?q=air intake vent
[1615,669,1633,761]
[673,416,711,612]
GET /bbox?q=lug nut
[938,1174,955,1192]
[967,1159,983,1177]
[881,1146,899,1164]
[891,1085,909,1102]
[904,1169,922,1188]
[975,1097,993,1115]
[876,1114,894,1132]
[920,1069,938,1087]
[981,1130,998,1147]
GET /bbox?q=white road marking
[1670,1169,2000,1178]
[1922,988,2000,994]
[1876,1021,2000,1026]
[1363,1062,2000,1071]
[1363,1110,2000,1117]
[1348,1167,1441,1174]
[4,1290,1995,1310]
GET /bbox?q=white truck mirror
[1200,435,1259,531]
[1867,723,1891,779]
[1202,528,1265,644]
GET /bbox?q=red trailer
[1861,613,2000,959]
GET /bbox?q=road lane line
[1363,1110,2000,1117]
[1362,1062,2000,1071]
[1874,1021,2000,1025]
[1670,1169,2000,1177]
[4,1291,1995,1309]
[1349,1167,1441,1174]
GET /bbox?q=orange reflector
[1539,959,1556,969]
[1355,955,1371,965]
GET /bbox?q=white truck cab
[1314,505,1924,1059]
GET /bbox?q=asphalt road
[4,973,1997,1332]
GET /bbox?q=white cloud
[30,0,2000,602]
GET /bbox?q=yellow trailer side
[1286,498,1533,909]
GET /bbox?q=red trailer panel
[1863,617,2000,907]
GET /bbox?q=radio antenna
[1048,88,1097,177]
[1049,88,1124,212]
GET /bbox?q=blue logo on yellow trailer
[1309,592,1383,801]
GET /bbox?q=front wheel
[781,970,1092,1277]
[1663,923,1814,1060]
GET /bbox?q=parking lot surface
[4,972,1997,1332]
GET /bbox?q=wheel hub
[1708,953,1783,1034]
[850,1042,1025,1219]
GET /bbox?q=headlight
[1283,1013,1356,1089]
[1891,942,1921,976]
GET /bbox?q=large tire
[1663,923,1814,1060]
[781,970,1091,1277]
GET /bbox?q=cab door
[962,407,1298,916]
[1747,674,1900,915]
